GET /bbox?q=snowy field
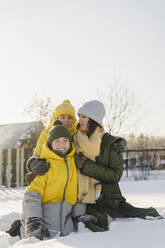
[0,170,165,248]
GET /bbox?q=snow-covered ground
[0,171,165,248]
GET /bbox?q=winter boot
[6,219,21,237]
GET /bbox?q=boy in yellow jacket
[20,120,77,240]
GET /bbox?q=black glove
[74,153,88,169]
[25,172,37,185]
[25,217,50,240]
[26,155,50,175]
[79,215,109,232]
[77,215,97,225]
[112,137,127,153]
[72,215,97,232]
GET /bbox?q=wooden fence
[0,147,165,187]
[0,148,33,187]
[124,148,165,179]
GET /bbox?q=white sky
[0,0,165,136]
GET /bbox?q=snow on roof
[0,121,43,149]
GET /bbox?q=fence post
[0,149,2,185]
[126,151,129,177]
[16,148,20,187]
[20,148,24,186]
[7,148,12,187]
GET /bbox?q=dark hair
[77,118,102,137]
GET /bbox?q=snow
[0,173,165,248]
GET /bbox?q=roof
[0,121,43,149]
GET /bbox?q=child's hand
[25,217,51,240]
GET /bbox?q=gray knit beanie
[78,100,106,125]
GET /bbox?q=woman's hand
[74,153,88,169]
[112,137,127,153]
[26,155,50,175]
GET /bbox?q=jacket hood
[40,142,75,161]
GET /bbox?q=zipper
[60,156,69,235]
[63,156,69,200]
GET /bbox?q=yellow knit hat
[54,100,76,121]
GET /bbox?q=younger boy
[20,120,77,240]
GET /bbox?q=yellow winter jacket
[33,112,78,156]
[26,143,78,206]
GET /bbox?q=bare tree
[98,76,142,135]
[24,96,53,127]
[126,132,165,149]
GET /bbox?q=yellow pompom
[54,99,76,121]
[63,99,71,104]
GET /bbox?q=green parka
[81,133,160,220]
[81,133,125,209]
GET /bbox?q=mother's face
[58,114,74,129]
[78,114,89,132]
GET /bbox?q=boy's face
[52,137,70,154]
[58,114,74,129]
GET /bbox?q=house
[0,121,44,149]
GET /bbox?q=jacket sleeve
[23,174,47,219]
[26,173,47,197]
[23,190,43,219]
[33,129,49,156]
[81,149,123,184]
[33,112,56,156]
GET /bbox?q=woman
[75,100,161,224]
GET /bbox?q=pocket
[94,182,101,200]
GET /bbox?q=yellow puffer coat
[26,143,77,206]
[33,113,78,156]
